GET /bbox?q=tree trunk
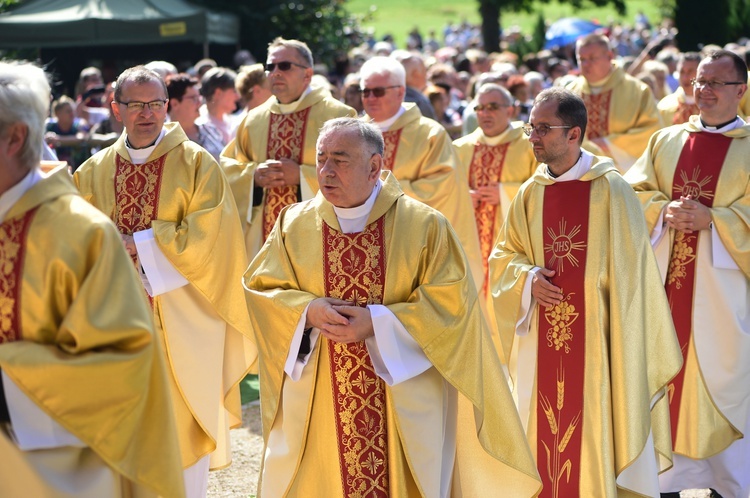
[479,0,501,53]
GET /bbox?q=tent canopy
[0,0,239,48]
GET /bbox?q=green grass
[240,374,260,404]
[347,0,664,48]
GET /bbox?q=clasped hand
[254,158,301,188]
[306,297,374,344]
[665,195,711,233]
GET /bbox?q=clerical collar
[333,179,382,220]
[0,167,42,224]
[481,124,512,146]
[125,128,166,165]
[587,66,615,94]
[699,116,742,133]
[277,85,312,114]
[372,105,407,132]
[546,150,591,182]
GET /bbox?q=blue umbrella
[545,18,602,49]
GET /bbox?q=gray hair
[360,56,406,87]
[114,65,168,103]
[268,37,314,68]
[318,117,384,156]
[477,83,514,105]
[200,67,237,100]
[0,61,51,170]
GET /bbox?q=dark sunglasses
[265,61,309,72]
[359,85,400,98]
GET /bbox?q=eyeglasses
[117,100,167,112]
[265,61,309,72]
[522,123,572,137]
[182,95,202,103]
[690,79,746,89]
[474,102,511,112]
[359,86,400,98]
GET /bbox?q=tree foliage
[478,0,626,52]
[190,0,365,72]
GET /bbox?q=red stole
[322,216,389,496]
[0,209,37,343]
[538,180,591,498]
[582,91,612,139]
[263,108,310,240]
[469,142,509,289]
[381,129,403,171]
[665,132,732,445]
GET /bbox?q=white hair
[359,56,406,87]
[0,61,51,170]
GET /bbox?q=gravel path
[207,401,262,497]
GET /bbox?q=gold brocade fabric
[0,167,184,497]
[381,129,402,171]
[324,218,389,495]
[0,209,35,344]
[658,88,699,127]
[365,104,485,299]
[627,117,750,459]
[490,157,682,496]
[582,91,611,139]
[262,109,310,240]
[74,123,257,469]
[113,154,164,234]
[220,87,356,260]
[566,67,660,162]
[245,172,541,497]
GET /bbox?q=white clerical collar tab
[333,179,382,220]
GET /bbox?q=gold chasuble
[0,167,184,497]
[627,116,750,461]
[323,218,389,495]
[566,67,660,170]
[490,157,682,497]
[75,123,257,470]
[221,87,355,259]
[365,104,484,300]
[245,172,541,498]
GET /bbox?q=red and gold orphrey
[0,209,37,344]
[469,142,509,289]
[664,132,731,446]
[381,129,403,171]
[582,91,612,139]
[538,181,591,498]
[323,217,389,497]
[262,109,310,240]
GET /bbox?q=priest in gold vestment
[453,83,537,295]
[490,88,682,498]
[221,38,355,261]
[567,34,660,173]
[74,66,257,498]
[657,52,701,127]
[245,118,541,497]
[626,50,750,497]
[359,56,485,295]
[0,61,184,498]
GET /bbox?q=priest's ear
[567,125,582,145]
[368,152,382,179]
